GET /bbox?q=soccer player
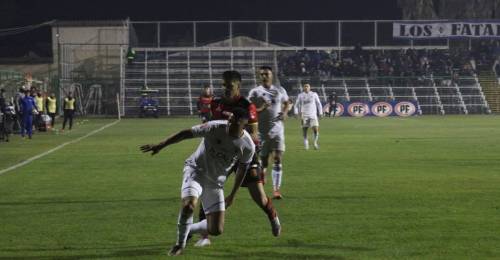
[294,83,323,150]
[193,70,281,247]
[197,84,213,123]
[249,66,290,199]
[140,107,255,256]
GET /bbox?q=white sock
[190,219,208,235]
[176,211,193,247]
[314,132,319,144]
[271,163,282,190]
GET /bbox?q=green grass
[1,116,500,259]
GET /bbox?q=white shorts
[260,132,285,158]
[180,166,225,214]
[301,116,319,128]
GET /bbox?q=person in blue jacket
[20,89,37,139]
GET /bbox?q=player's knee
[273,155,281,165]
[181,202,195,215]
[260,156,268,168]
[272,162,281,172]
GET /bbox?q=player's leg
[21,115,27,137]
[271,149,284,199]
[62,110,68,130]
[49,113,55,128]
[247,180,281,236]
[302,118,309,150]
[193,205,210,247]
[26,115,33,139]
[312,120,319,149]
[259,137,271,176]
[169,167,202,256]
[190,186,226,237]
[169,196,198,256]
[68,110,74,130]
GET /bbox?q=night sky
[0,0,401,58]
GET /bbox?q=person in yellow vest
[62,93,76,131]
[34,92,45,130]
[46,93,57,128]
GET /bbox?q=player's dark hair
[259,66,273,71]
[231,107,249,120]
[222,70,241,82]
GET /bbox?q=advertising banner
[393,21,500,39]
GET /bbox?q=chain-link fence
[59,43,124,116]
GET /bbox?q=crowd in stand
[278,42,500,79]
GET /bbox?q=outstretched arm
[140,128,194,155]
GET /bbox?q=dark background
[0,0,401,59]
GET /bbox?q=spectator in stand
[0,88,5,111]
[493,57,500,86]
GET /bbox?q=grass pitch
[1,116,499,259]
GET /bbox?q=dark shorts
[240,153,264,187]
[200,112,211,123]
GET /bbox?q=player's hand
[225,194,235,209]
[274,112,286,121]
[140,144,162,155]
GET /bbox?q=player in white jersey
[294,83,323,150]
[248,66,290,199]
[140,107,255,256]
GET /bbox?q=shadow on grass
[0,197,177,207]
[0,244,166,259]
[0,240,374,259]
[198,249,345,259]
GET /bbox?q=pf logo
[394,101,416,117]
[332,103,345,117]
[371,102,393,117]
[347,102,369,117]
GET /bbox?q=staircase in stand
[478,70,500,113]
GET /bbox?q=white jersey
[248,85,289,137]
[186,120,255,187]
[294,91,323,119]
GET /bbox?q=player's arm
[254,102,270,112]
[293,95,301,117]
[140,128,194,155]
[278,100,290,121]
[315,94,323,118]
[225,162,249,208]
[247,103,260,144]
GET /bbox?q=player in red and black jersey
[197,85,213,123]
[193,71,281,247]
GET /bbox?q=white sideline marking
[0,120,120,176]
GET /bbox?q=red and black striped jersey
[210,96,258,124]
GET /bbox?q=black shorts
[199,112,211,123]
[240,153,264,187]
